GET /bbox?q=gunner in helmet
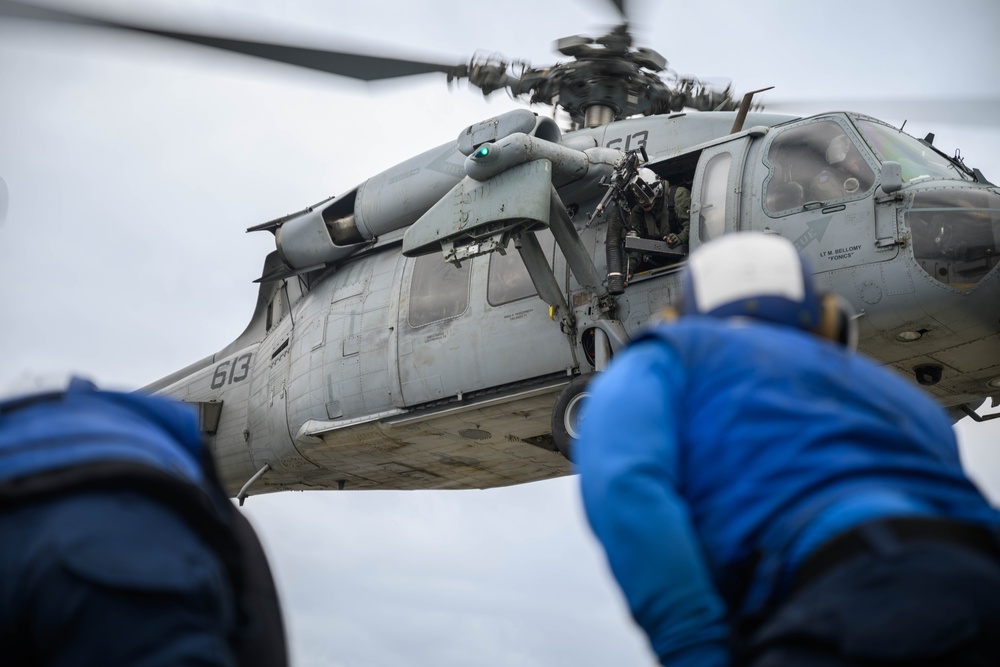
[627,168,691,254]
[576,232,1000,666]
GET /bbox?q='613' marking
[605,130,649,152]
[211,353,252,389]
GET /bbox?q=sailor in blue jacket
[576,232,1000,666]
[0,377,286,666]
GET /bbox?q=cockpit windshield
[855,119,971,183]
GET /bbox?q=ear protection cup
[814,292,858,350]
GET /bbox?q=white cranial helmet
[632,168,663,208]
[638,168,658,186]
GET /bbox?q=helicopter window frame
[762,117,877,217]
[486,229,555,307]
[406,253,473,328]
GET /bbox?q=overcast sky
[2,1,1000,665]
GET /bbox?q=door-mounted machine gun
[590,146,648,224]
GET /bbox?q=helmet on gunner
[631,168,663,210]
[678,232,858,348]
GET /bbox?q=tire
[551,375,592,461]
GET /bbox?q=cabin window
[699,153,731,242]
[407,254,472,327]
[487,230,554,306]
[765,120,876,214]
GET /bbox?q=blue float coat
[0,377,204,486]
[575,317,1000,667]
[0,379,289,666]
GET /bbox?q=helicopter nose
[905,187,1000,290]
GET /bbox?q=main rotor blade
[0,0,457,81]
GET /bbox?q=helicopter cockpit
[760,113,999,293]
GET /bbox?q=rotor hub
[460,24,737,126]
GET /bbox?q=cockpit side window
[407,254,471,327]
[765,120,876,215]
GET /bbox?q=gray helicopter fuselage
[147,109,1000,498]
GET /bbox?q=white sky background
[1,1,999,665]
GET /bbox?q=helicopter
[2,0,998,503]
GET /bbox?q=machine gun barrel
[590,178,619,221]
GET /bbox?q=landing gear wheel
[551,375,592,462]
